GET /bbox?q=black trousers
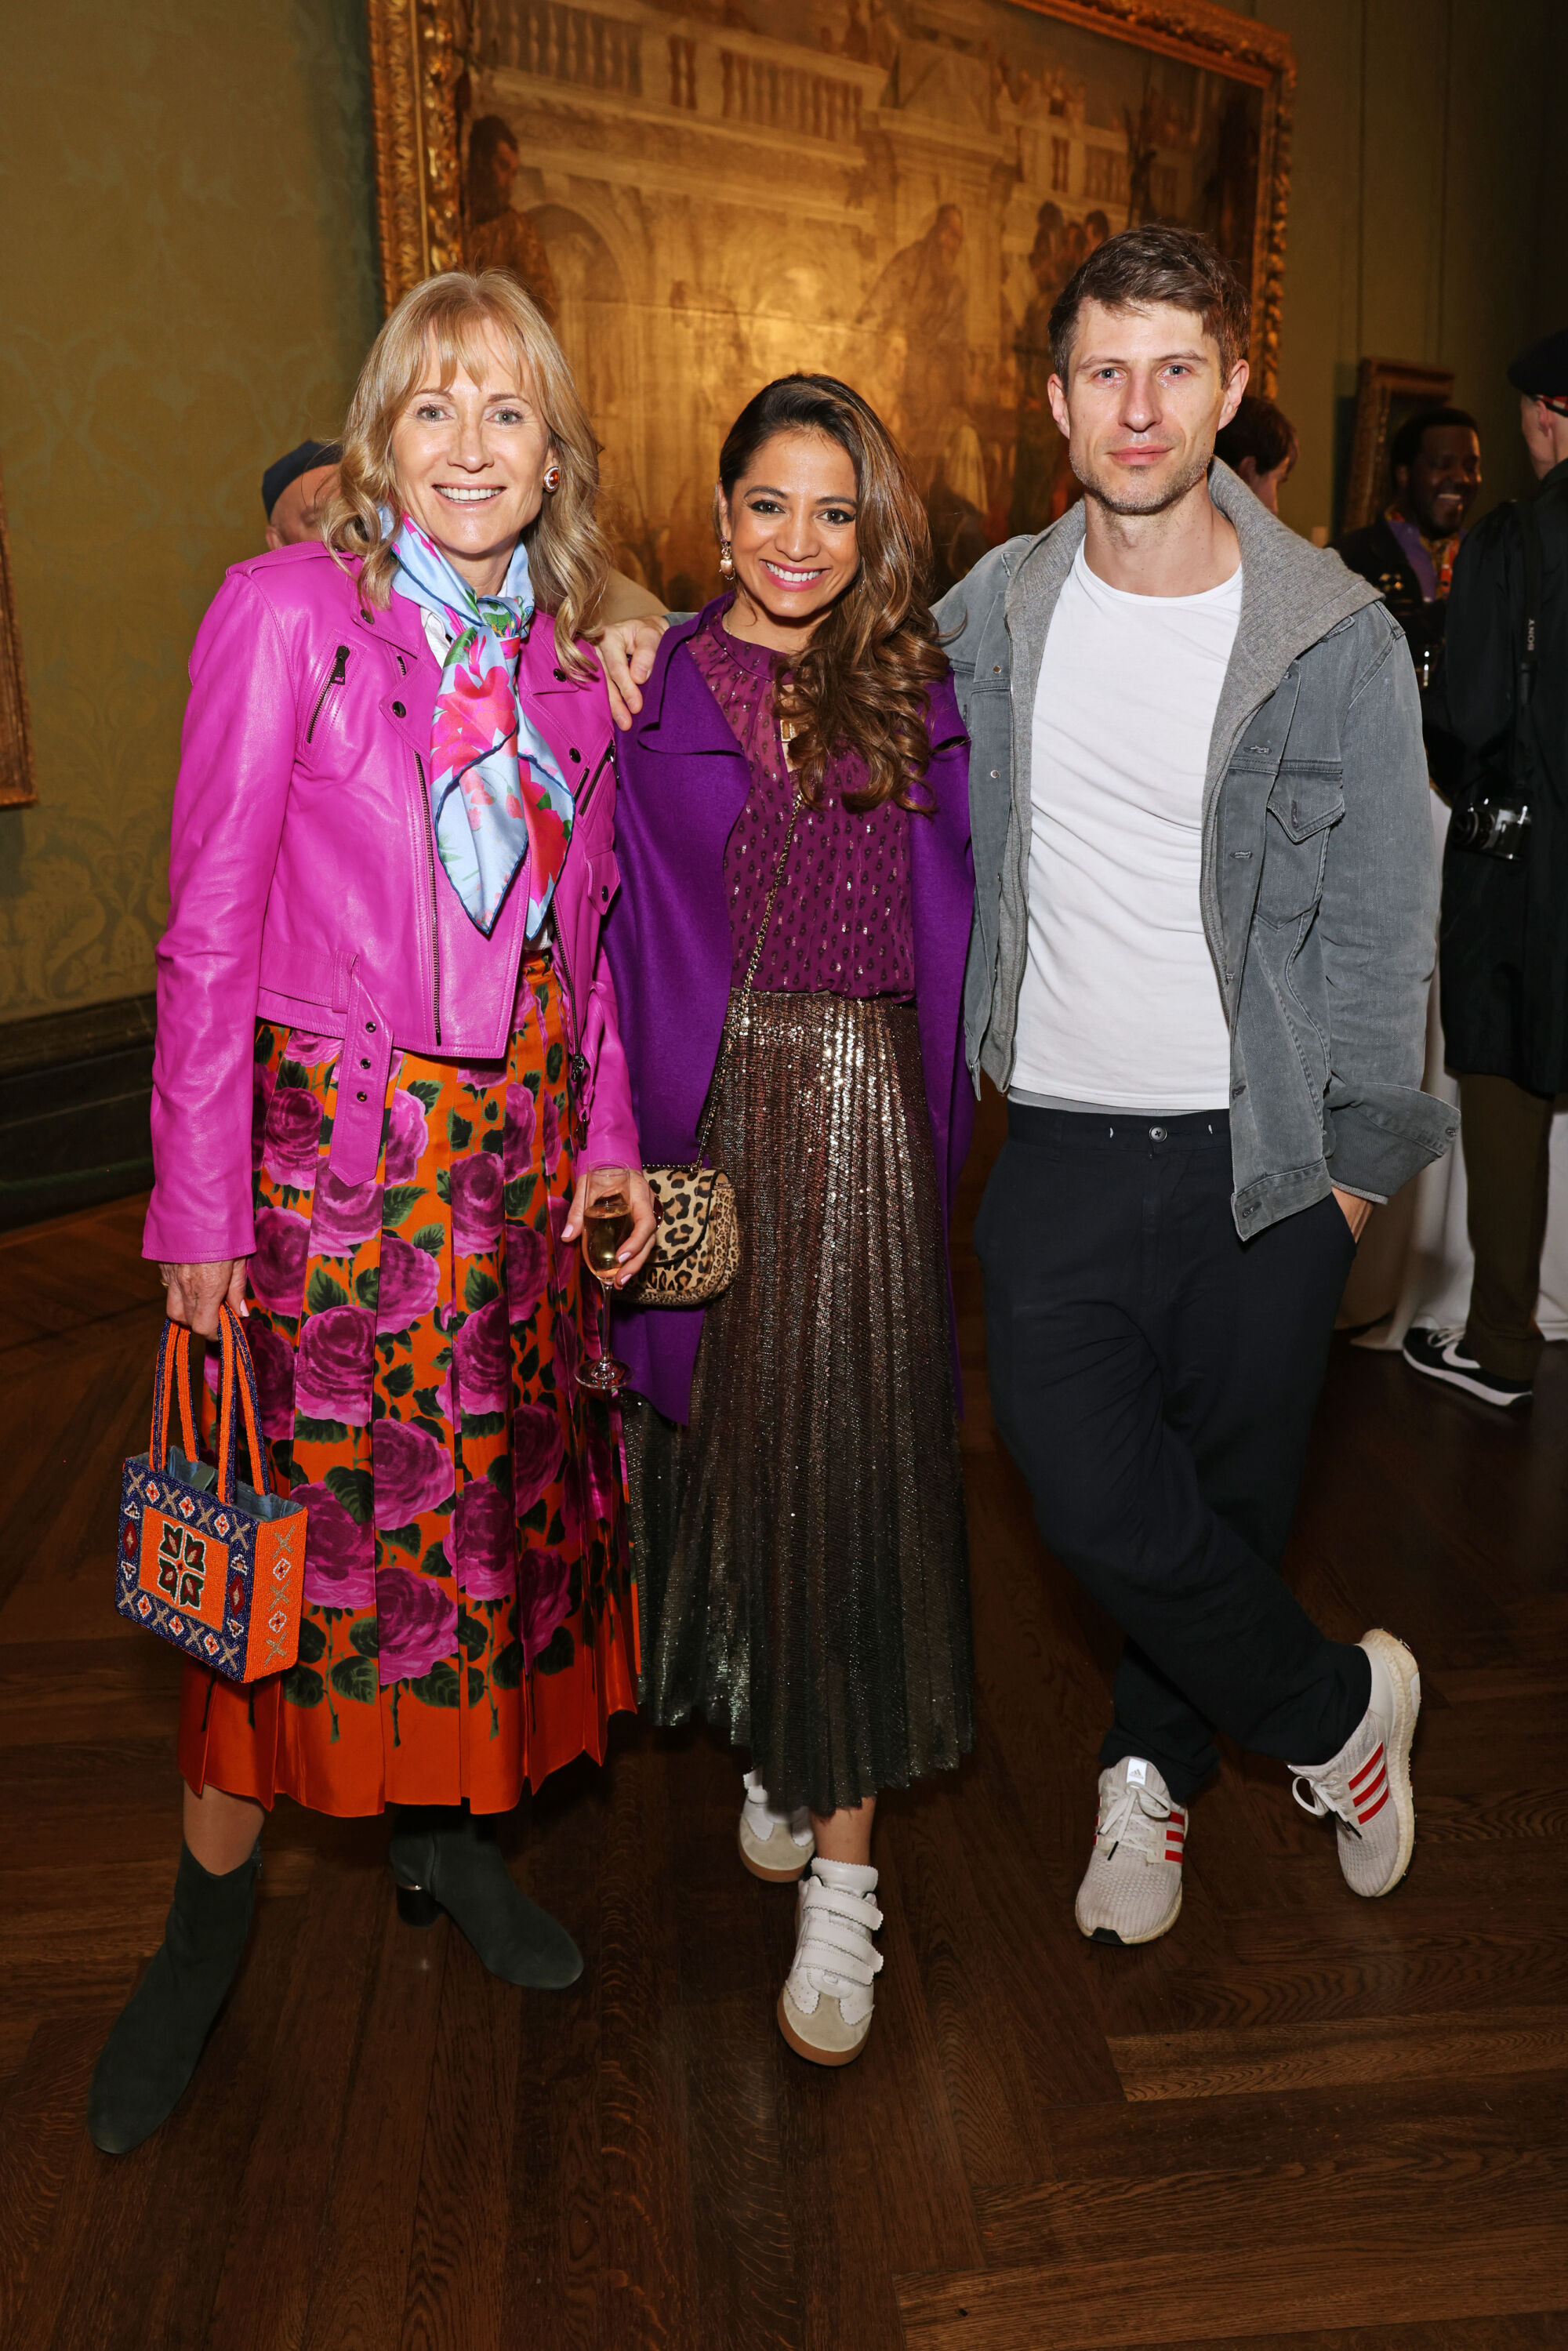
[1456,1072,1555,1380]
[975,1105,1371,1801]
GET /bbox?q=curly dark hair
[717,375,946,815]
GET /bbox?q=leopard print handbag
[636,1162,741,1304]
[630,761,803,1307]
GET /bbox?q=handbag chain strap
[692,727,804,1163]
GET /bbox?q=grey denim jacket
[935,462,1459,1237]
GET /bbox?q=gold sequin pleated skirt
[627,989,973,1816]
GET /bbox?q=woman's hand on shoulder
[160,1258,249,1337]
[592,619,668,733]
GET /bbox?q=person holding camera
[1403,330,1568,1409]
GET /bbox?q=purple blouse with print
[685,601,915,999]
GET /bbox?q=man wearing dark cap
[1403,331,1568,1409]
[263,439,341,550]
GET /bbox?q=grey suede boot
[388,1805,582,1989]
[87,1840,262,2154]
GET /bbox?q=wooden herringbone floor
[2,1089,1566,2349]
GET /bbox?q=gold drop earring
[718,538,735,582]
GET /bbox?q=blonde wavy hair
[324,269,609,670]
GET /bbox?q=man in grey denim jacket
[937,226,1457,1948]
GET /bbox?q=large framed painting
[366,0,1293,600]
[0,469,34,811]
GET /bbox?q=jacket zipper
[307,644,350,742]
[572,742,614,827]
[414,753,443,1044]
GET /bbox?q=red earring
[543,464,561,492]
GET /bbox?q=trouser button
[1149,1124,1167,1141]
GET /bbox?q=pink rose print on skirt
[383,1087,429,1184]
[502,1080,536,1179]
[310,1170,383,1255]
[561,1417,615,1546]
[505,1222,548,1327]
[252,1064,276,1170]
[376,1233,441,1334]
[262,1086,323,1187]
[539,1089,563,1177]
[281,1032,338,1065]
[452,1475,516,1601]
[250,1205,311,1314]
[376,1565,459,1685]
[372,1417,454,1525]
[520,1546,572,1664]
[453,1297,512,1413]
[512,1400,564,1512]
[294,1304,376,1424]
[554,1301,580,1390]
[451,1152,505,1257]
[247,1315,297,1440]
[296,1480,376,1609]
[547,1191,574,1285]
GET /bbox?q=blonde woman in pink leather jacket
[90,271,655,2155]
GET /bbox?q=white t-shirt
[1010,539,1242,1112]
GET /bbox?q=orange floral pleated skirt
[179,950,637,1816]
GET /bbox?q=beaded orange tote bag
[116,1304,306,1683]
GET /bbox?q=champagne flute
[576,1163,633,1395]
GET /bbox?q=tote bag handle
[147,1306,271,1502]
[214,1304,272,1504]
[148,1321,199,1472]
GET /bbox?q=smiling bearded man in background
[936,223,1456,1946]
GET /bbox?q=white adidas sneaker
[739,1770,815,1883]
[777,1859,883,2066]
[1074,1756,1188,1946]
[1289,1629,1420,1897]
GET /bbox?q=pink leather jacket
[145,539,637,1264]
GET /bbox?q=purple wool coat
[602,608,976,1424]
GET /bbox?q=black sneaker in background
[1401,1324,1534,1410]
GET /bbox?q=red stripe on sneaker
[1355,1771,1388,1818]
[1358,1783,1391,1824]
[1348,1744,1385,1792]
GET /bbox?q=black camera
[1450,796,1533,861]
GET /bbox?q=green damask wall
[0,0,379,1021]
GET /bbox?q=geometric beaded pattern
[116,1451,304,1685]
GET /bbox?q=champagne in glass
[583,1191,634,1282]
[577,1163,633,1395]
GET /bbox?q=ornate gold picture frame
[365,0,1293,598]
[1341,356,1457,539]
[0,469,36,812]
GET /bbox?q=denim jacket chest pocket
[1257,761,1345,923]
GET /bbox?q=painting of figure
[438,0,1289,596]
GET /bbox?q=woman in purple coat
[604,376,975,2065]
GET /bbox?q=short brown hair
[1049,223,1250,383]
[1215,392,1297,476]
